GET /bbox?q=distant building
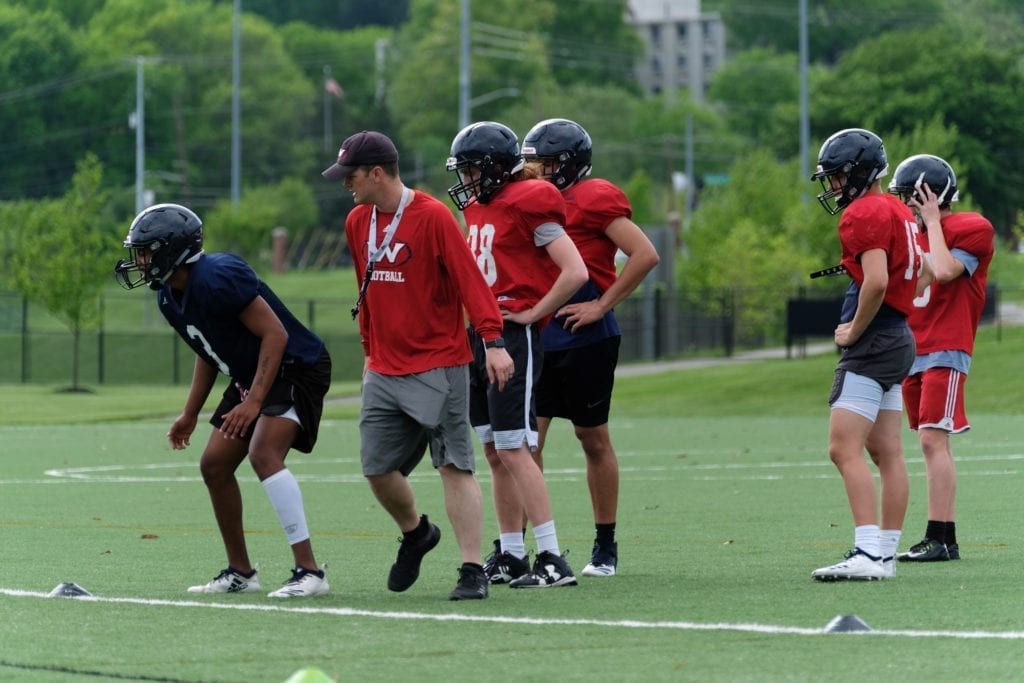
[626,0,726,103]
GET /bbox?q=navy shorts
[536,335,620,427]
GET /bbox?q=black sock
[595,523,616,548]
[462,562,483,572]
[925,520,944,543]
[945,521,957,546]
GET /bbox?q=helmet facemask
[813,166,883,215]
[445,154,516,210]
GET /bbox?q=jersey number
[903,219,931,308]
[467,223,497,286]
[186,324,230,375]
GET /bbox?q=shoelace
[284,567,319,585]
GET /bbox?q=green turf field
[2,326,1023,682]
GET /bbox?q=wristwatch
[484,337,506,349]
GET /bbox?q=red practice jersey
[562,178,632,294]
[346,190,503,376]
[908,211,995,355]
[839,192,922,317]
[462,179,565,313]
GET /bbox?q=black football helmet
[811,128,888,215]
[446,121,522,210]
[114,203,204,290]
[521,118,593,190]
[888,154,959,208]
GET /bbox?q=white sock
[854,524,881,559]
[533,520,560,556]
[500,532,526,560]
[261,468,310,545]
[880,529,902,560]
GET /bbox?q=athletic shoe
[881,556,896,579]
[509,550,578,588]
[947,543,960,560]
[482,539,501,579]
[896,538,950,562]
[485,550,530,585]
[267,564,329,598]
[581,541,618,578]
[449,564,489,601]
[387,515,441,592]
[811,549,885,581]
[187,564,261,594]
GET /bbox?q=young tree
[9,154,119,391]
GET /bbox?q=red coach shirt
[463,179,565,313]
[562,178,631,294]
[908,211,994,355]
[346,190,503,376]
[839,192,921,317]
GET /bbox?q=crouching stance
[116,203,330,598]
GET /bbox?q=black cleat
[509,550,578,588]
[897,538,950,562]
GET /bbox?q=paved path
[615,342,836,377]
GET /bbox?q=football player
[115,204,330,597]
[519,118,659,578]
[808,128,927,581]
[889,154,995,563]
[447,121,588,588]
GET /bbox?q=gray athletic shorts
[359,365,476,477]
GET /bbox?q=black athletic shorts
[211,348,332,453]
[536,335,620,427]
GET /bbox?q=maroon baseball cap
[321,131,399,180]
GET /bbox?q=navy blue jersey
[156,253,325,387]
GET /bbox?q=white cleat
[187,564,261,594]
[267,563,329,598]
[812,549,885,582]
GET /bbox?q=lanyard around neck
[368,185,411,262]
[352,186,411,320]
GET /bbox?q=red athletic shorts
[902,367,969,433]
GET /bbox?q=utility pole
[323,65,333,151]
[231,0,241,205]
[458,0,470,131]
[799,0,809,199]
[133,57,145,214]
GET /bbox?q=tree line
[1,0,1022,384]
